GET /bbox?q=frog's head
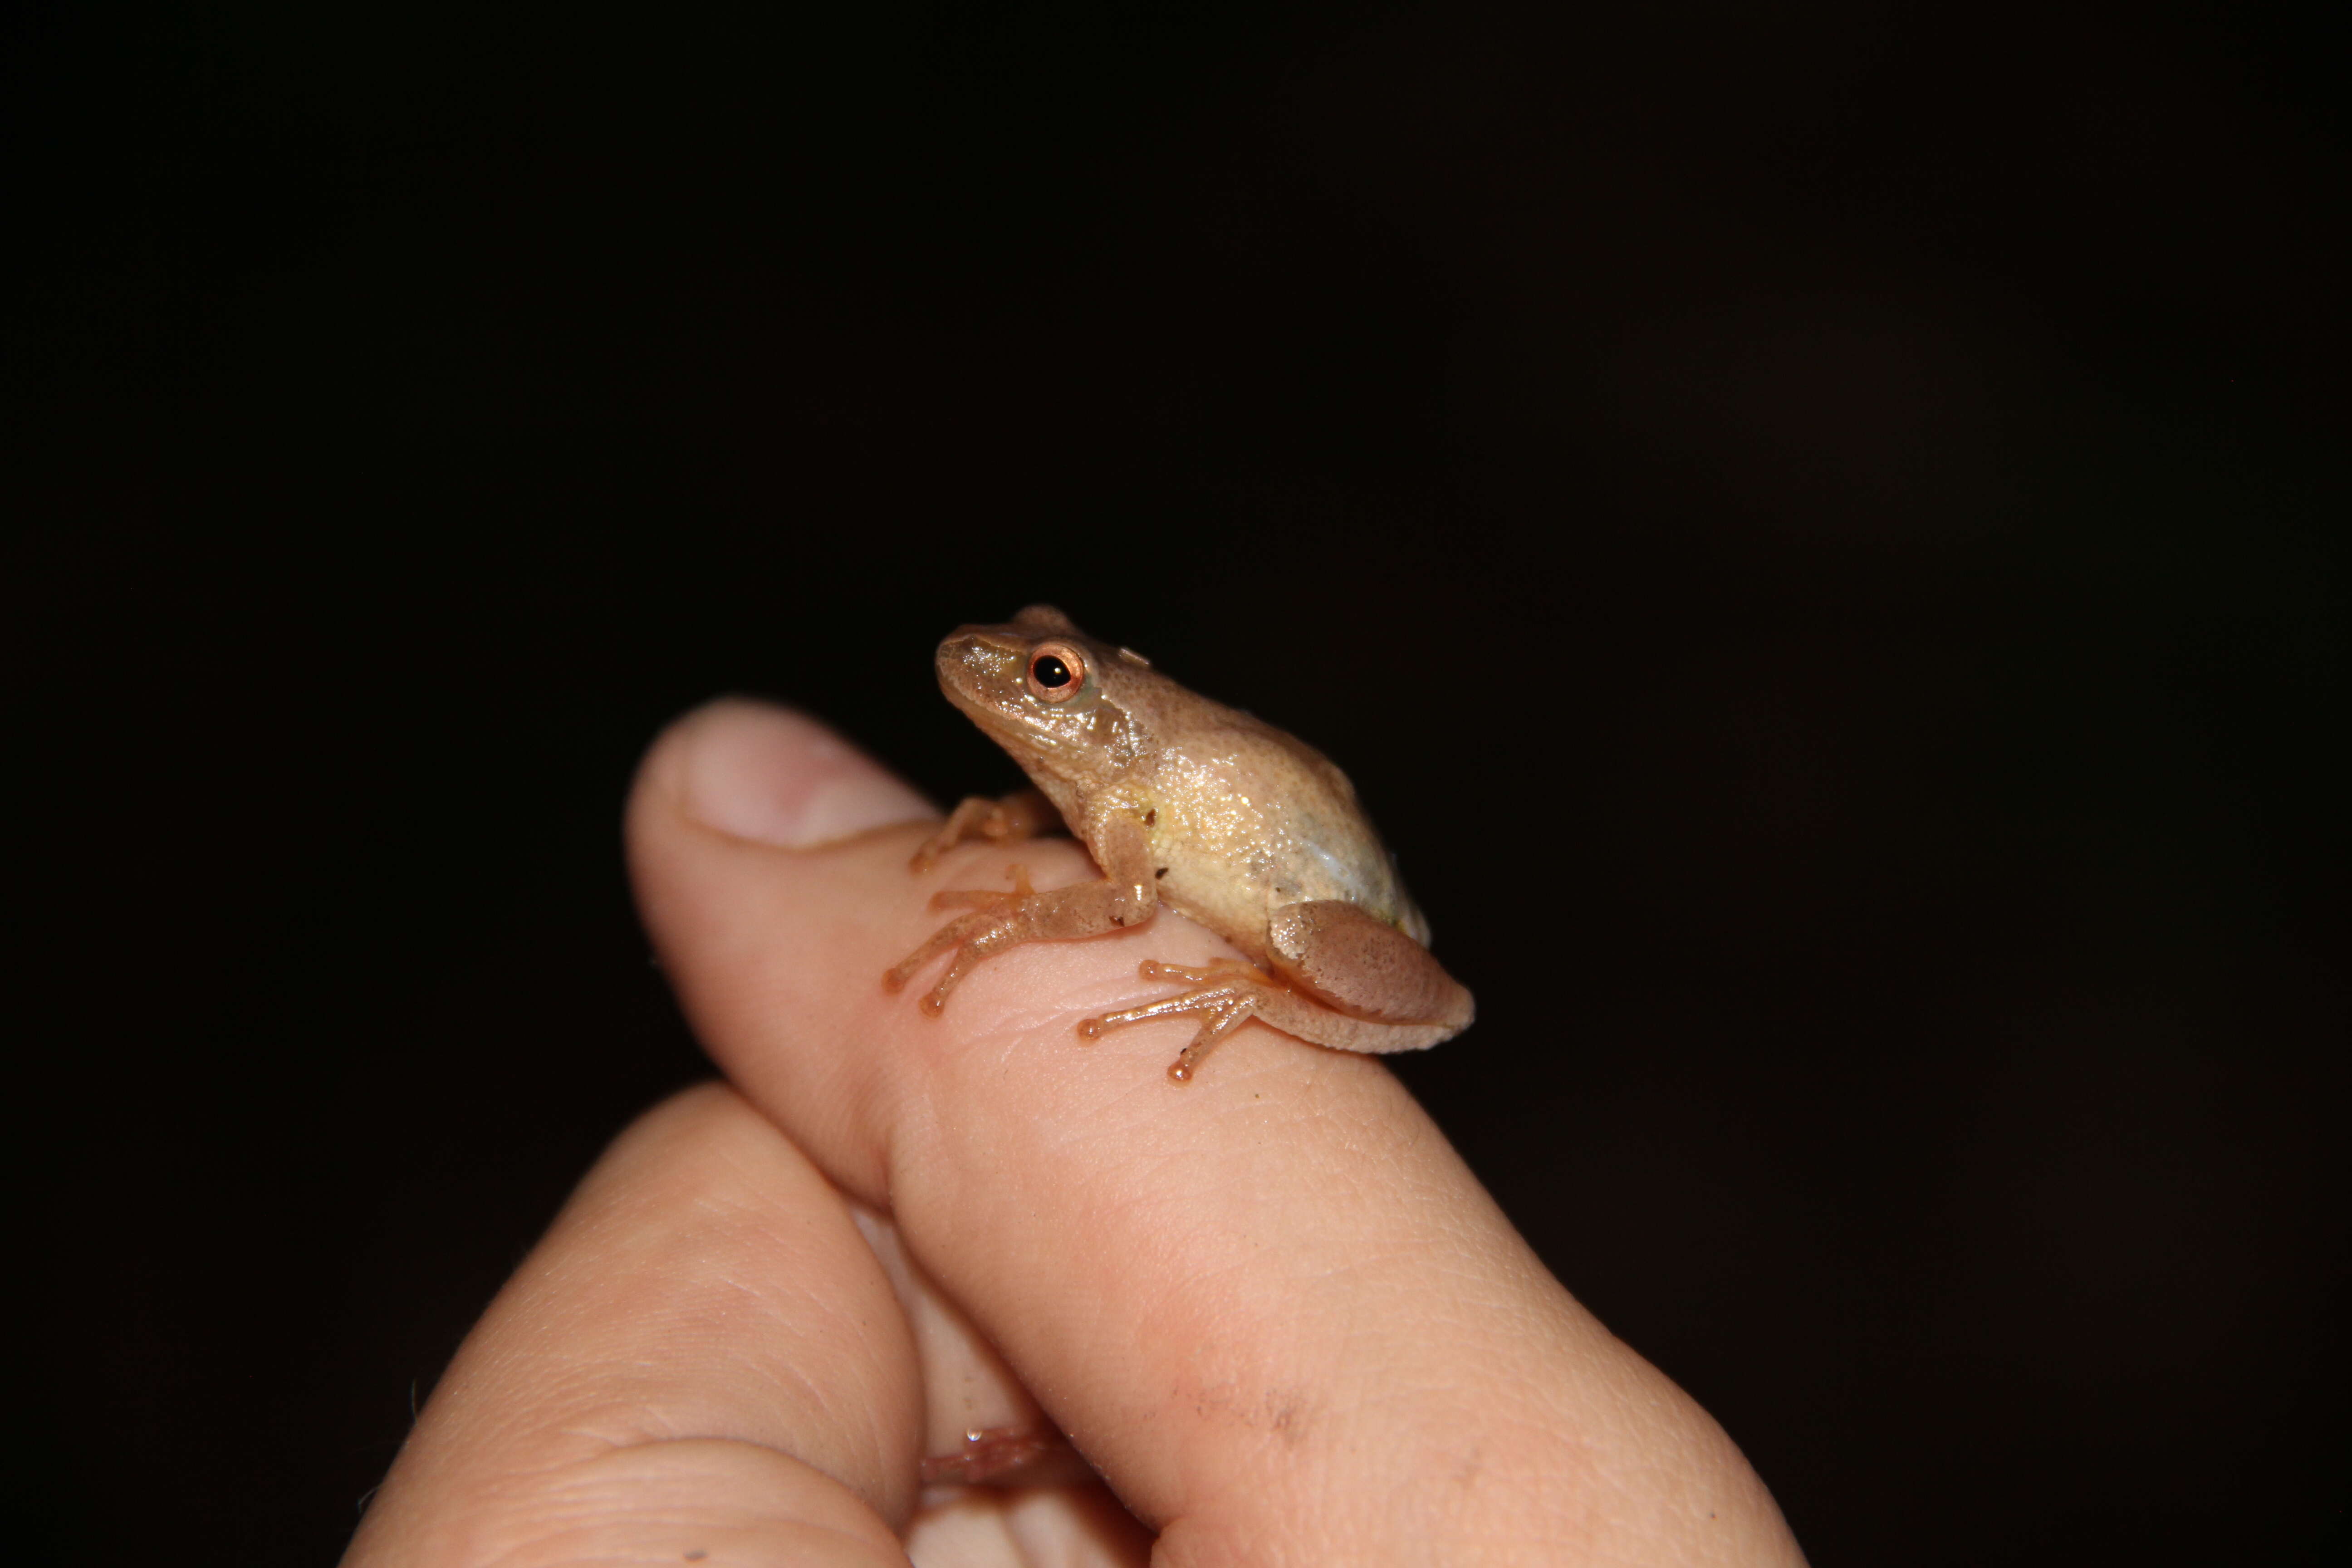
[934,605,1154,784]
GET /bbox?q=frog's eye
[1025,641,1088,702]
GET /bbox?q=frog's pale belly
[1145,745,1417,960]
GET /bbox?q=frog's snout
[934,628,1023,706]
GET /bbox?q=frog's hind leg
[1265,901,1475,1039]
[1078,959,1273,1083]
[1080,905,1474,1082]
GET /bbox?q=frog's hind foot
[1078,959,1280,1083]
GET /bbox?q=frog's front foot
[1078,959,1285,1083]
[885,874,1129,1015]
[925,864,1034,912]
[908,789,1059,872]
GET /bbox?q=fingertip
[634,698,937,849]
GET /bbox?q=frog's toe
[1135,957,1259,986]
[884,907,993,996]
[1168,1007,1258,1083]
[929,865,1034,912]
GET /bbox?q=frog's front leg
[908,788,1060,871]
[1080,901,1473,1083]
[885,878,1129,1015]
[887,809,1158,1014]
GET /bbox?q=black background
[12,2,2347,1563]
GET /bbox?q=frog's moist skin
[884,605,1474,1083]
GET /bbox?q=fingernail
[674,699,936,848]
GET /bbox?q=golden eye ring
[1025,641,1088,702]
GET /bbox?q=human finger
[342,1083,920,1568]
[628,699,1804,1565]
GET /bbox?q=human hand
[342,699,1805,1566]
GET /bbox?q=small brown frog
[885,606,1473,1082]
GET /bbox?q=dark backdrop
[13,2,2347,1563]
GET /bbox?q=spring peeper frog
[885,605,1473,1082]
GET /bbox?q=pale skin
[341,699,1808,1567]
[886,605,1475,1082]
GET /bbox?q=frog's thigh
[1243,986,1460,1057]
[1265,901,1475,1030]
